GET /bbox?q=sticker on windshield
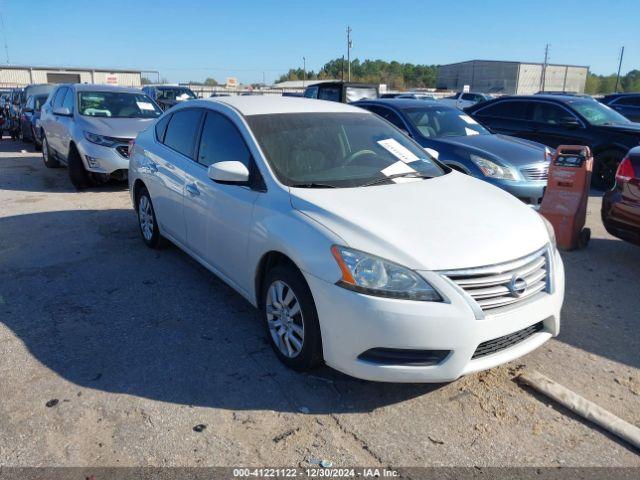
[137,101,156,111]
[424,147,439,159]
[459,114,478,125]
[465,127,480,136]
[377,138,420,163]
[381,161,416,177]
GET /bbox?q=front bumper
[485,178,547,206]
[306,248,564,383]
[76,138,130,175]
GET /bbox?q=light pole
[303,56,306,87]
[614,46,625,93]
[346,26,352,82]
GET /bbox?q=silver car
[39,84,162,189]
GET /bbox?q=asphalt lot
[0,139,638,467]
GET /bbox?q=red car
[602,147,640,245]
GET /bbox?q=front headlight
[84,131,118,147]
[469,154,517,180]
[540,215,557,249]
[330,246,442,301]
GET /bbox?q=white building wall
[0,67,142,87]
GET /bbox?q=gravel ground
[0,139,638,467]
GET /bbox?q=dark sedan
[466,95,640,189]
[20,94,49,149]
[600,93,640,123]
[602,147,640,245]
[354,99,551,205]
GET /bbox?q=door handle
[186,183,200,196]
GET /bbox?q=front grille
[472,322,544,359]
[521,163,549,181]
[440,247,550,313]
[115,145,130,158]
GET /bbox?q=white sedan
[128,96,564,382]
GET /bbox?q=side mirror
[53,107,72,116]
[207,161,249,184]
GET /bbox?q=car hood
[79,116,157,139]
[433,134,548,166]
[594,122,640,135]
[290,172,549,271]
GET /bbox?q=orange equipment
[539,145,593,250]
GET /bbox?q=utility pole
[346,26,352,82]
[302,56,306,87]
[541,44,550,92]
[614,46,625,93]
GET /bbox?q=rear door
[471,100,532,138]
[151,108,204,243]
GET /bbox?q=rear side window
[155,114,171,142]
[475,100,530,120]
[163,109,203,158]
[197,111,251,168]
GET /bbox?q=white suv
[39,84,162,189]
[129,96,564,383]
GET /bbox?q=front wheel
[262,264,323,371]
[68,146,93,190]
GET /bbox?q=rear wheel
[68,145,93,190]
[136,186,166,248]
[593,150,623,190]
[42,136,60,168]
[262,263,323,371]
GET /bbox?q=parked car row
[12,84,640,381]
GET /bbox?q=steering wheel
[344,149,377,166]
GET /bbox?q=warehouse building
[436,60,589,95]
[0,65,144,88]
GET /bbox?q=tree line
[585,70,640,94]
[276,57,438,90]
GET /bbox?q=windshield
[246,112,446,188]
[78,92,162,118]
[404,107,490,138]
[157,87,197,101]
[570,100,630,126]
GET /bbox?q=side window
[62,89,75,111]
[531,103,575,125]
[155,114,171,142]
[318,86,341,102]
[615,96,640,107]
[367,106,406,130]
[197,111,251,168]
[476,101,529,120]
[461,93,475,101]
[303,86,318,98]
[26,96,34,109]
[52,87,68,109]
[163,109,203,158]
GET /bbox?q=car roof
[202,96,365,116]
[354,98,456,110]
[64,83,143,94]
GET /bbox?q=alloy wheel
[138,195,154,242]
[266,280,304,358]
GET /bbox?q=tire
[136,186,166,249]
[593,150,623,190]
[67,144,93,190]
[41,136,60,168]
[262,263,323,372]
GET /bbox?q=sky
[4,0,638,84]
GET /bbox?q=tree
[141,77,152,85]
[204,77,219,86]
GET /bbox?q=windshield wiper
[360,172,433,187]
[290,182,337,188]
